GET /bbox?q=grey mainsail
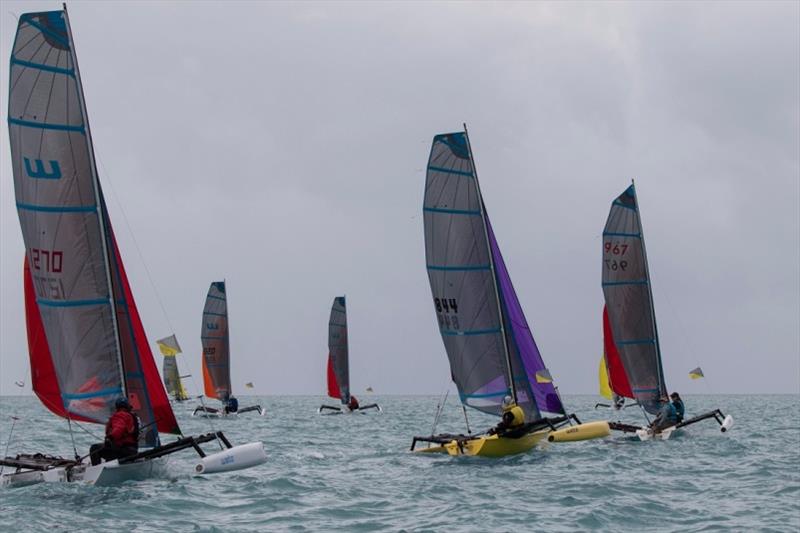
[9,10,124,423]
[423,130,548,422]
[201,281,231,400]
[601,184,667,414]
[327,296,350,404]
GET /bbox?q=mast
[630,180,667,396]
[62,3,127,399]
[224,278,231,396]
[462,124,517,405]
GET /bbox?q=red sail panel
[603,306,634,398]
[24,258,94,422]
[327,354,341,399]
[109,235,180,436]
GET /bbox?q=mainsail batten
[601,184,667,414]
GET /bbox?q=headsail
[598,356,612,400]
[9,9,179,443]
[159,335,189,401]
[601,184,667,414]
[201,281,231,400]
[327,296,350,404]
[423,131,556,422]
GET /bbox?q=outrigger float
[598,183,733,441]
[193,281,264,418]
[410,128,609,457]
[318,296,381,415]
[2,6,266,486]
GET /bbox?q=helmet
[115,397,131,409]
[502,395,513,407]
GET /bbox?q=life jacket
[502,404,525,427]
[106,409,139,448]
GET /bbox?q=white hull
[1,457,168,488]
[636,426,677,441]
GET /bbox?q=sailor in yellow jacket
[489,396,525,435]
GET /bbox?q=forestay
[202,281,231,400]
[601,184,667,414]
[327,296,350,404]
[9,10,178,445]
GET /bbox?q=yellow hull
[548,420,611,442]
[413,429,550,457]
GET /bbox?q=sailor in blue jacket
[651,397,678,432]
[670,392,685,423]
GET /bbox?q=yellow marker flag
[156,334,182,357]
[689,367,704,380]
[535,369,553,384]
[599,355,612,400]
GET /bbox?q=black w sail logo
[24,158,61,179]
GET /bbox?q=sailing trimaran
[601,183,733,440]
[319,296,380,414]
[158,335,190,402]
[193,281,264,417]
[1,7,266,486]
[411,128,609,457]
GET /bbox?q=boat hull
[414,429,550,457]
[1,458,168,488]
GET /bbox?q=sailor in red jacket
[90,397,140,466]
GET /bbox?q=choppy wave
[1,395,798,532]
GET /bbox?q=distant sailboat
[157,335,190,402]
[601,183,733,439]
[319,296,380,414]
[193,281,264,417]
[1,7,266,486]
[411,128,608,456]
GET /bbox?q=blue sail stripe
[423,207,481,216]
[603,232,641,238]
[11,56,74,76]
[461,389,511,399]
[632,387,660,393]
[617,339,655,345]
[602,280,648,286]
[62,387,122,400]
[441,327,501,337]
[21,14,70,48]
[8,117,85,133]
[37,297,109,307]
[612,200,637,211]
[201,336,228,340]
[17,202,96,213]
[428,165,473,177]
[427,264,490,272]
[203,311,227,317]
[206,295,226,302]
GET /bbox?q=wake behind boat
[410,128,608,457]
[193,281,264,418]
[600,183,733,441]
[1,7,266,487]
[319,296,380,415]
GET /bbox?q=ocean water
[0,394,798,532]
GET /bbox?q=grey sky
[1,1,798,397]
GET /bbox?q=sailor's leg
[89,443,104,466]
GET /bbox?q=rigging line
[0,417,20,476]
[66,418,79,460]
[95,156,175,333]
